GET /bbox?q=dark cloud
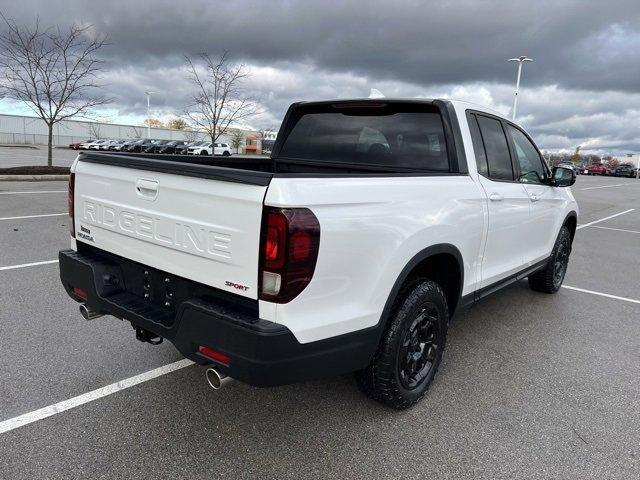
[1,0,639,153]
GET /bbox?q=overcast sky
[1,0,639,154]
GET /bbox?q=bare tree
[87,122,101,139]
[183,128,200,143]
[184,52,257,147]
[230,129,245,154]
[0,15,110,166]
[129,126,143,139]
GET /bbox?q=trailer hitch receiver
[134,325,163,345]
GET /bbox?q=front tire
[528,225,572,293]
[356,280,448,410]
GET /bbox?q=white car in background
[99,140,119,150]
[187,142,232,156]
[109,140,128,151]
[79,140,102,150]
[88,140,110,150]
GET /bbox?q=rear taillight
[259,207,320,303]
[68,172,75,237]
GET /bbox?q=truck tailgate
[73,158,269,299]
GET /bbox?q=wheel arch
[376,244,464,338]
[562,211,578,242]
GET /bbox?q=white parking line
[562,285,640,305]
[587,225,640,235]
[576,209,635,230]
[0,260,59,271]
[580,183,638,191]
[0,213,66,221]
[0,359,194,435]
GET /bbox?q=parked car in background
[586,164,609,175]
[144,139,170,153]
[558,162,579,175]
[108,140,128,151]
[188,142,232,156]
[98,140,119,150]
[79,139,102,150]
[88,140,110,150]
[104,140,125,151]
[70,140,93,150]
[127,139,155,153]
[157,141,188,154]
[612,164,637,178]
[119,140,141,152]
[216,143,232,156]
[177,141,204,155]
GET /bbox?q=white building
[0,113,265,153]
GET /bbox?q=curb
[0,174,69,181]
[0,145,40,149]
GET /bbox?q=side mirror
[552,166,576,187]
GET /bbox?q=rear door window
[467,113,488,176]
[476,115,514,181]
[278,103,450,172]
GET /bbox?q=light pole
[508,56,533,120]
[144,91,156,138]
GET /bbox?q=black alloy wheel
[398,302,442,390]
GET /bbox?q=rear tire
[528,226,572,293]
[356,279,448,410]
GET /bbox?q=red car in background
[585,164,609,175]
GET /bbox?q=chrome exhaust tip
[79,303,103,321]
[205,368,231,390]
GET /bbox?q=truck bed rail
[78,152,274,186]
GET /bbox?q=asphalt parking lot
[0,146,78,168]
[1,174,639,479]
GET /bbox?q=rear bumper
[59,246,378,387]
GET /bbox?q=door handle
[529,194,540,202]
[488,193,503,202]
[135,178,159,200]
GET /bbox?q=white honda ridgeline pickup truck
[59,99,578,409]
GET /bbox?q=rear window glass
[278,104,450,171]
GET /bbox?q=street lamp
[508,56,533,120]
[144,91,156,138]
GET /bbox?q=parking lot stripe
[587,225,640,235]
[0,260,59,271]
[0,359,194,435]
[576,209,635,230]
[562,285,640,305]
[0,213,66,221]
[580,183,638,191]
[0,190,66,195]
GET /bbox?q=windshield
[278,103,449,171]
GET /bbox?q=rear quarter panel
[263,175,486,343]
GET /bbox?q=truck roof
[294,97,508,121]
